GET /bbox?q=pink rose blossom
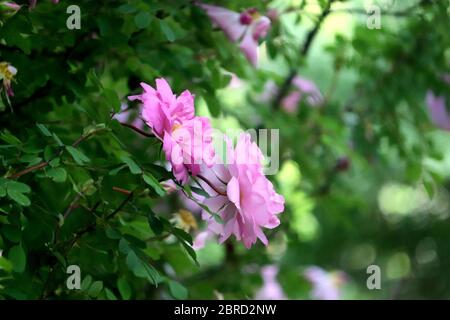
[128,78,215,184]
[1,1,21,11]
[255,265,286,300]
[304,266,347,300]
[425,90,450,131]
[199,4,271,66]
[198,133,284,249]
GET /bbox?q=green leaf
[104,288,118,300]
[190,186,211,198]
[118,4,137,14]
[19,154,42,166]
[203,94,221,117]
[6,181,31,194]
[88,281,103,297]
[143,173,165,196]
[46,167,67,183]
[148,212,164,235]
[180,240,198,266]
[36,123,52,137]
[0,257,13,272]
[423,177,435,199]
[105,228,121,240]
[168,280,188,300]
[104,88,121,113]
[0,185,6,197]
[126,250,140,271]
[121,156,142,174]
[66,146,90,165]
[160,20,175,42]
[8,245,26,273]
[173,228,193,245]
[52,133,65,147]
[126,250,160,285]
[81,275,93,291]
[0,130,22,145]
[109,164,127,176]
[142,263,161,285]
[49,158,60,167]
[7,190,31,206]
[117,277,131,300]
[134,12,152,29]
[119,238,131,254]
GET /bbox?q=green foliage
[0,0,449,300]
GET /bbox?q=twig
[105,191,135,220]
[119,122,154,138]
[8,161,49,179]
[9,127,105,179]
[112,186,132,195]
[272,0,335,109]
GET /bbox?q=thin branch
[272,0,335,109]
[64,192,133,251]
[8,128,106,180]
[8,161,49,179]
[119,122,154,138]
[105,191,135,220]
[112,186,132,195]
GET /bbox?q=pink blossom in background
[197,133,284,249]
[304,266,347,300]
[441,73,450,85]
[0,1,21,11]
[259,80,279,103]
[425,91,450,131]
[259,77,323,113]
[0,62,17,97]
[161,179,178,194]
[198,4,271,66]
[193,230,214,250]
[226,72,244,89]
[255,265,286,300]
[112,103,145,129]
[266,8,279,22]
[128,78,215,184]
[29,0,59,9]
[281,76,324,113]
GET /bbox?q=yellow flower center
[0,62,16,81]
[251,11,261,20]
[177,209,198,231]
[172,123,182,133]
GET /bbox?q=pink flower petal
[199,3,246,42]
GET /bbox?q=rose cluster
[128,78,285,249]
